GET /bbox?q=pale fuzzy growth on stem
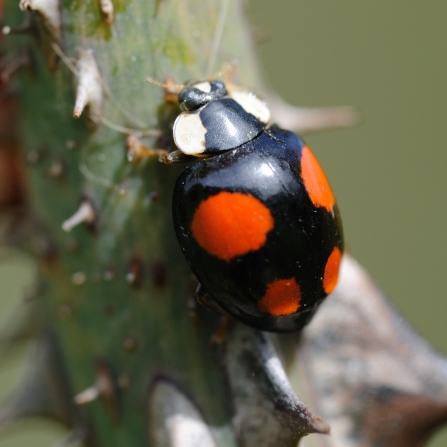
[73,50,104,125]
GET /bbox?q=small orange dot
[301,146,336,212]
[323,247,342,294]
[258,278,301,316]
[191,192,274,262]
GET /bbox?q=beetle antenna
[145,77,183,90]
[146,77,184,103]
[211,59,239,83]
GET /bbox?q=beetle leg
[126,133,168,163]
[195,284,235,345]
[209,315,234,347]
[195,284,222,312]
[161,150,197,164]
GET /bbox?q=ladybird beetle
[171,80,343,332]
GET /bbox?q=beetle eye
[178,80,228,111]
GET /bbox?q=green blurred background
[0,1,446,446]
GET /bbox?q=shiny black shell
[199,98,265,153]
[172,127,344,332]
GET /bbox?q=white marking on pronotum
[19,0,61,41]
[193,81,212,93]
[73,50,104,125]
[99,0,114,25]
[62,200,96,232]
[173,111,207,155]
[231,91,271,124]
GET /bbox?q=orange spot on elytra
[323,247,342,294]
[258,278,301,316]
[191,192,274,262]
[301,146,336,212]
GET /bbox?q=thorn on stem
[19,0,61,43]
[148,380,218,447]
[73,50,103,126]
[268,94,359,134]
[61,198,96,232]
[224,325,330,446]
[73,359,120,423]
[73,386,100,405]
